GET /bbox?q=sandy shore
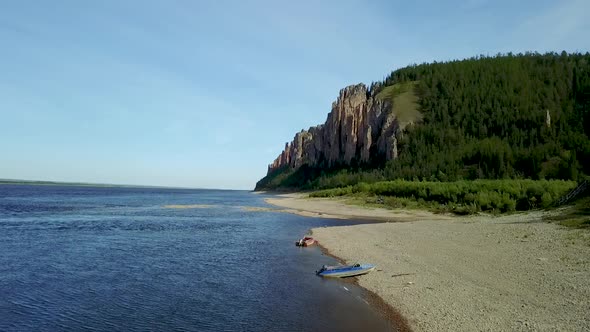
[266,193,590,332]
[265,193,450,222]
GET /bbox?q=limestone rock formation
[267,83,402,174]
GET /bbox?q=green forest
[256,52,590,192]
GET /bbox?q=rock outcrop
[267,83,402,174]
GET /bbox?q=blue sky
[1,0,588,189]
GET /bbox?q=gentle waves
[0,185,393,331]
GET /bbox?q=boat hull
[302,239,315,247]
[295,237,316,247]
[317,264,375,278]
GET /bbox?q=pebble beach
[266,194,590,331]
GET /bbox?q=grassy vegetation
[546,196,590,228]
[309,179,578,214]
[376,81,422,126]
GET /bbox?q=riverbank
[265,193,451,222]
[266,193,590,331]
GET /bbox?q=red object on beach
[295,236,316,247]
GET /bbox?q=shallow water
[0,185,394,331]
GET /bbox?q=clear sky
[1,0,589,189]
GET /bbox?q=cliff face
[267,83,401,173]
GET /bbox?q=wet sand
[266,193,590,331]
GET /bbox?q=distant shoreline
[0,180,138,188]
[0,180,242,191]
[265,193,590,331]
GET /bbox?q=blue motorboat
[316,263,375,278]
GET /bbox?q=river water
[0,185,395,331]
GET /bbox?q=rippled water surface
[0,185,393,331]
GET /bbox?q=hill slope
[256,52,590,191]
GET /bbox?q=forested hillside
[257,52,590,190]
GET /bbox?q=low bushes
[309,179,577,214]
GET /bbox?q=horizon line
[0,178,249,191]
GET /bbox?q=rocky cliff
[267,83,402,174]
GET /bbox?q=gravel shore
[266,194,590,332]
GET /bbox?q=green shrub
[309,179,577,213]
[501,193,517,212]
[541,192,553,208]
